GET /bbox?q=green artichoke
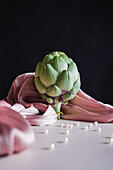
[34,51,81,119]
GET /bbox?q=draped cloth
[0,72,113,156]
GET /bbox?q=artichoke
[34,51,81,119]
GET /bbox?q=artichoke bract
[34,51,81,119]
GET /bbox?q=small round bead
[76,122,80,126]
[64,137,69,143]
[110,134,113,138]
[109,138,113,144]
[97,127,101,132]
[66,124,70,128]
[94,121,98,125]
[88,123,93,127]
[61,123,64,127]
[84,125,88,130]
[44,129,48,134]
[70,124,73,128]
[49,144,55,149]
[65,129,69,135]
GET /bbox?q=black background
[0,1,113,105]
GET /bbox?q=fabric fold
[0,106,35,156]
[61,89,113,122]
[4,73,58,126]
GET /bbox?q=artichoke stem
[52,102,62,120]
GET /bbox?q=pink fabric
[0,106,35,156]
[61,89,113,122]
[4,73,57,126]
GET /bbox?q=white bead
[84,125,88,130]
[66,124,70,128]
[110,134,113,138]
[50,144,55,149]
[97,127,101,132]
[76,122,80,126]
[88,123,93,127]
[94,121,98,125]
[109,138,113,144]
[64,137,69,143]
[70,124,73,128]
[44,129,48,134]
[61,123,64,127]
[65,129,69,135]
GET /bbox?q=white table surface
[0,120,113,170]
